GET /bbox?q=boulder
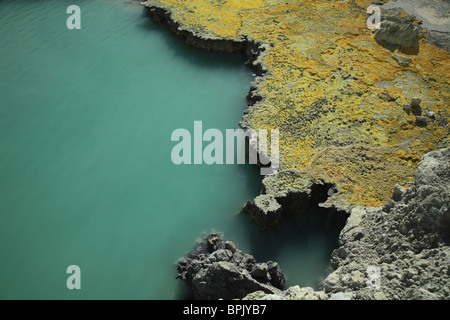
[176,233,286,300]
[374,10,420,54]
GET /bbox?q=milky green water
[0,0,341,299]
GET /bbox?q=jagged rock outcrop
[323,148,450,300]
[381,0,450,51]
[244,147,450,300]
[143,2,269,74]
[243,169,346,230]
[176,233,286,300]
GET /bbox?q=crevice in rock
[244,178,349,232]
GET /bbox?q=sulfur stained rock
[374,19,419,53]
[403,104,412,115]
[142,0,449,219]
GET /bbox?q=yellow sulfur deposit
[142,0,449,209]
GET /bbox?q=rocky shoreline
[140,0,449,300]
[245,147,450,300]
[176,147,449,300]
[143,0,355,230]
[144,3,269,74]
[142,0,449,224]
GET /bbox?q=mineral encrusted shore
[142,0,449,227]
[141,0,450,300]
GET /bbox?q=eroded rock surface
[244,147,450,300]
[373,7,420,54]
[382,0,450,51]
[322,147,450,300]
[176,233,286,300]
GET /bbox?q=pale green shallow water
[0,0,341,299]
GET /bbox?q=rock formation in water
[176,233,286,300]
[245,147,450,300]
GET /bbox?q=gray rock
[405,288,438,300]
[415,116,427,125]
[403,104,411,115]
[243,148,450,301]
[381,0,450,51]
[250,263,268,278]
[410,97,422,108]
[322,147,450,300]
[392,184,406,202]
[426,111,436,119]
[374,15,420,53]
[284,286,328,300]
[243,194,283,231]
[244,286,328,300]
[176,233,286,299]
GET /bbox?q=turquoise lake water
[0,0,341,299]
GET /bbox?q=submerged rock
[176,233,286,300]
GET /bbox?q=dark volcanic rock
[176,233,286,300]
